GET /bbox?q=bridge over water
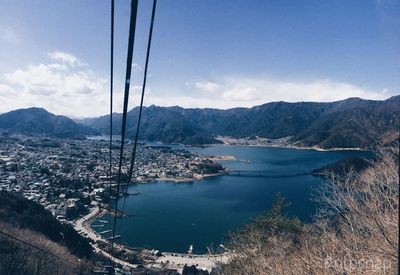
[227,170,310,178]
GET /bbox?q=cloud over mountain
[0,51,394,117]
[0,51,108,117]
[191,77,390,108]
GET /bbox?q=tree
[220,147,399,274]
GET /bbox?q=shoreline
[88,136,369,152]
[73,140,368,272]
[213,136,371,152]
[208,155,237,161]
[73,206,227,273]
[130,170,229,185]
[209,142,369,152]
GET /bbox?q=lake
[92,145,371,254]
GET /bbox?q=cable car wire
[110,0,139,254]
[0,230,77,266]
[108,0,114,224]
[122,0,158,215]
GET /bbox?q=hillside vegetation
[219,147,398,274]
[0,221,91,275]
[0,97,397,148]
[0,190,92,259]
[0,107,96,139]
[80,96,399,149]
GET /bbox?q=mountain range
[0,96,398,149]
[78,96,399,149]
[0,107,96,139]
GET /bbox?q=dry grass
[220,147,399,275]
[0,221,91,275]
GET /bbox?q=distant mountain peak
[12,107,49,114]
[77,96,399,149]
[0,107,97,139]
[3,96,398,148]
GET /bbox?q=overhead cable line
[0,229,77,266]
[110,0,139,254]
[108,0,114,222]
[122,0,158,215]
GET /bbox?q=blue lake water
[92,145,371,254]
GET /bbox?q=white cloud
[1,51,109,117]
[222,87,260,101]
[0,51,157,117]
[0,84,14,94]
[48,51,86,67]
[150,76,393,109]
[194,81,220,92]
[0,50,394,117]
[5,63,106,97]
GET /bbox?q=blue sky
[0,0,399,117]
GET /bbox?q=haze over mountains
[0,96,398,149]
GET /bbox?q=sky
[0,0,399,117]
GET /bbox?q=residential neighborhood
[0,133,225,222]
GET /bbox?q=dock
[106,235,121,240]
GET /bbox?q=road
[72,207,227,273]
